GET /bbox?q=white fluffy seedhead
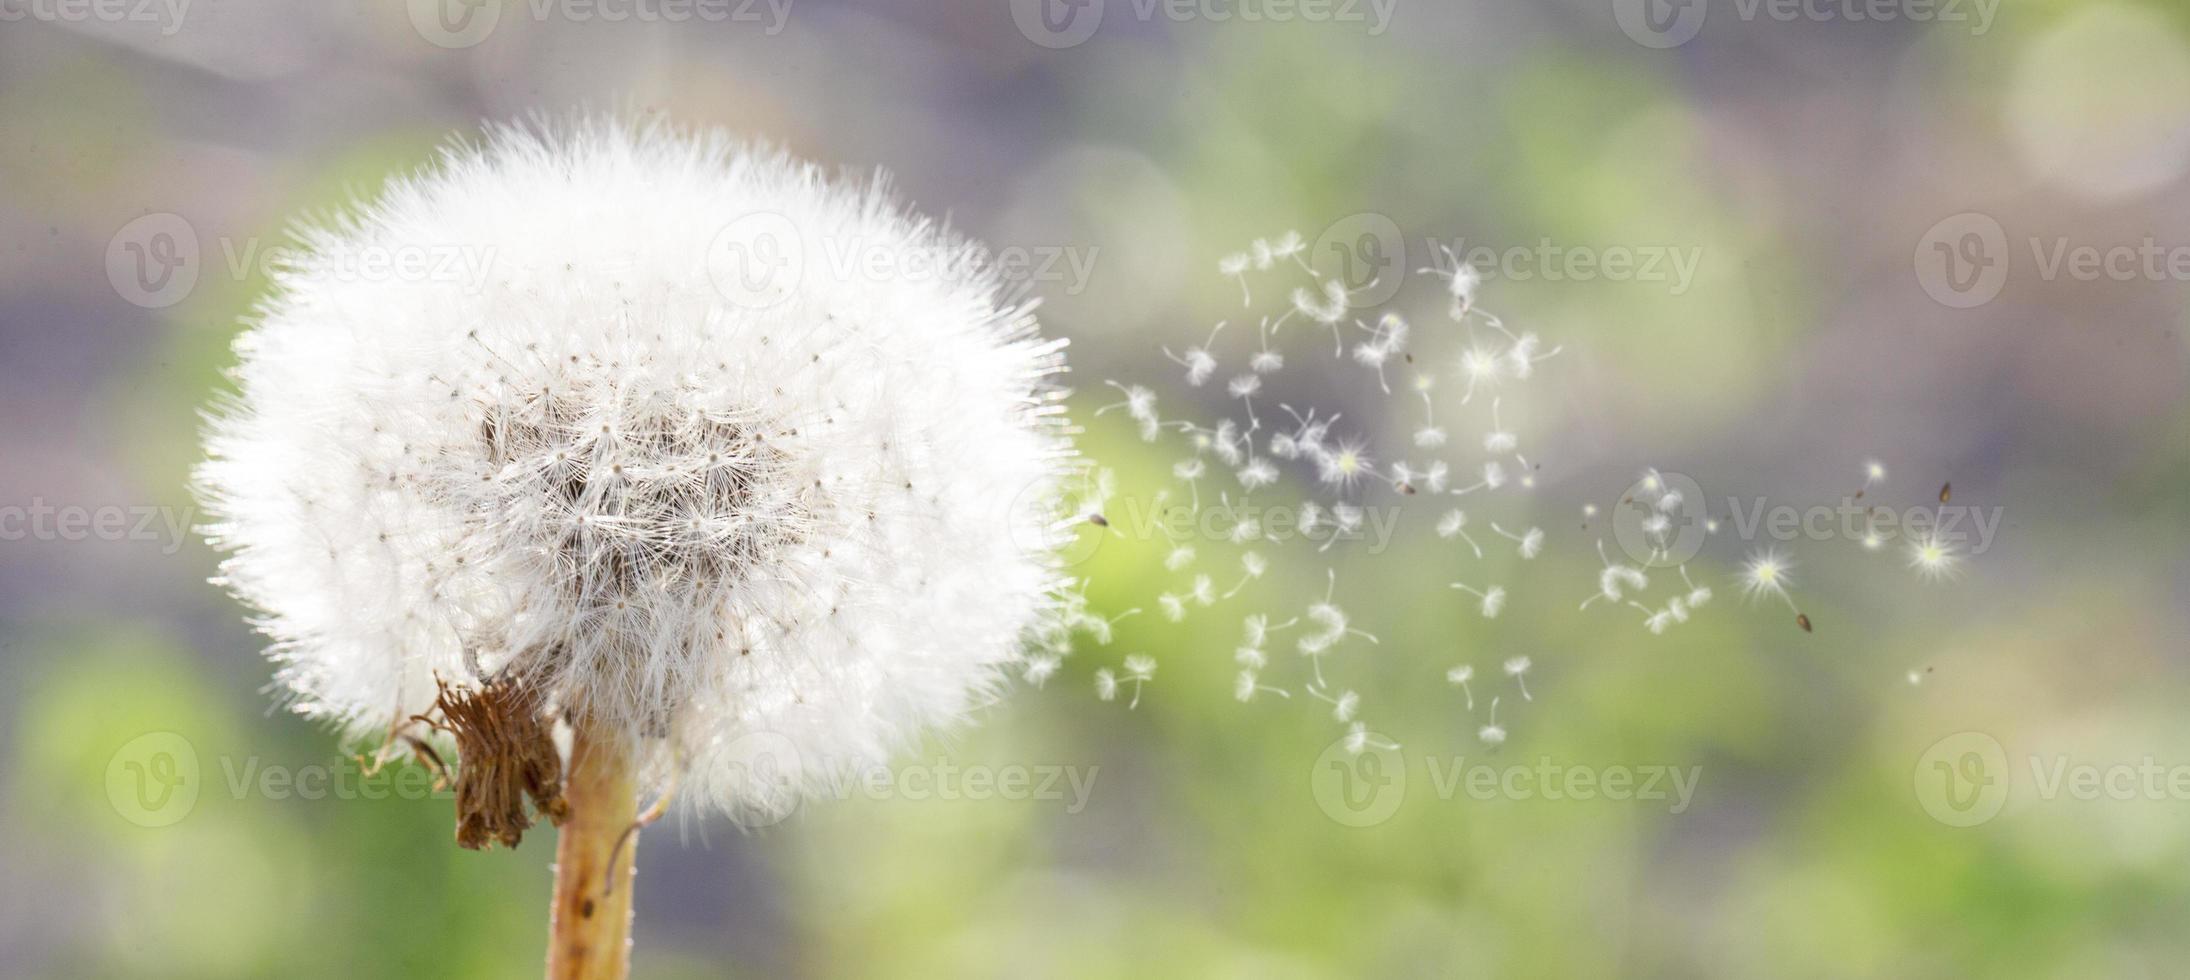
[197,119,1077,825]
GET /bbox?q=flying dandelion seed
[1739,549,1798,611]
[1489,521,1544,559]
[1158,593,1188,622]
[1097,380,1163,442]
[1222,552,1270,598]
[1451,582,1506,619]
[1220,253,1254,305]
[1478,696,1507,746]
[1582,539,1649,610]
[1165,321,1226,387]
[1446,664,1477,710]
[1483,397,1518,453]
[1023,656,1060,687]
[1450,460,1507,496]
[1907,533,1962,582]
[1235,669,1291,703]
[1855,458,1886,499]
[1119,654,1158,710]
[1344,721,1400,755]
[1421,243,1484,320]
[1503,656,1534,701]
[1437,509,1485,558]
[1457,344,1504,405]
[1316,439,1376,492]
[1678,564,1713,608]
[1308,685,1362,723]
[1164,544,1196,571]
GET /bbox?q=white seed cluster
[1078,234,1563,747]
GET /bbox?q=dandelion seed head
[194,119,1076,825]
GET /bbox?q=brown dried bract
[419,675,570,850]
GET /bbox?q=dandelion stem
[548,715,641,980]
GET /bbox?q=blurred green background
[4,1,2189,977]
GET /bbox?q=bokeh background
[5,0,2190,976]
